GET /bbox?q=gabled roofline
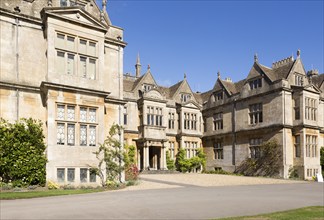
[41,7,107,33]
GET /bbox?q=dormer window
[295,74,303,86]
[249,78,262,90]
[180,93,191,102]
[143,84,152,92]
[213,91,223,101]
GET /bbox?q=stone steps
[140,170,179,174]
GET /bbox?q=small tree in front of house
[93,124,124,187]
[235,140,281,177]
[124,144,138,181]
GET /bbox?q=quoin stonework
[1,0,323,184]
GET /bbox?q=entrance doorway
[149,146,161,170]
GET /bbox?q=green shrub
[0,118,47,187]
[175,148,206,173]
[47,180,59,190]
[166,151,175,170]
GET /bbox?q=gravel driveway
[121,173,305,191]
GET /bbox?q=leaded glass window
[57,168,65,182]
[80,168,88,183]
[89,108,96,122]
[57,105,65,120]
[67,106,75,121]
[57,123,65,145]
[80,107,87,122]
[67,168,75,182]
[80,125,87,146]
[89,126,96,146]
[67,124,75,146]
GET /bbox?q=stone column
[161,144,167,170]
[137,149,141,170]
[143,145,150,170]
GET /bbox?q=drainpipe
[232,99,237,166]
[15,18,20,120]
[283,90,287,177]
[117,38,124,182]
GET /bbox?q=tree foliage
[175,147,206,173]
[0,118,47,186]
[235,140,281,177]
[166,150,175,170]
[124,144,138,181]
[93,124,124,187]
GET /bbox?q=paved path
[1,174,323,219]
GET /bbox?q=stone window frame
[184,141,198,159]
[168,112,175,129]
[213,140,223,160]
[123,106,128,125]
[249,78,262,90]
[305,97,317,121]
[295,73,304,86]
[180,93,191,103]
[184,112,197,130]
[55,32,98,79]
[169,141,175,159]
[249,103,263,125]
[294,135,301,158]
[147,106,163,126]
[305,135,317,158]
[56,103,98,147]
[249,138,263,159]
[143,84,153,92]
[213,91,223,101]
[213,112,223,130]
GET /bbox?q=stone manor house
[0,0,323,184]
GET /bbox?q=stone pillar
[161,144,167,170]
[143,145,149,170]
[137,149,141,170]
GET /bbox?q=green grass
[217,206,324,220]
[0,188,106,200]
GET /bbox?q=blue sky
[103,0,323,92]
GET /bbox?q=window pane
[67,36,75,51]
[89,126,96,146]
[57,105,65,120]
[89,108,96,122]
[57,123,65,145]
[80,168,88,183]
[80,125,87,146]
[67,106,75,120]
[56,51,65,74]
[79,39,87,54]
[67,54,75,75]
[88,59,96,80]
[80,107,87,122]
[67,168,75,182]
[88,42,96,56]
[80,57,87,78]
[56,33,65,48]
[67,124,75,146]
[57,168,65,182]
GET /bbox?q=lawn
[0,188,106,200]
[218,206,324,220]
